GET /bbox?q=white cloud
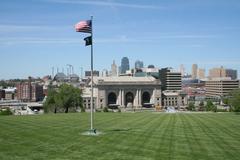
[46,0,164,9]
[0,37,81,45]
[0,24,71,33]
[0,33,216,46]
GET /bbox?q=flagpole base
[81,129,103,136]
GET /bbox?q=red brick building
[16,78,44,102]
[0,89,5,99]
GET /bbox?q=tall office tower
[111,60,118,77]
[209,66,226,79]
[225,69,238,80]
[135,60,144,69]
[159,68,182,91]
[121,57,130,74]
[197,68,205,79]
[191,64,198,79]
[101,69,108,77]
[179,64,185,76]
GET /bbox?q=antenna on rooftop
[52,67,55,78]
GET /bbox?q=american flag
[75,20,92,33]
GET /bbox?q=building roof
[70,74,79,77]
[54,72,67,81]
[162,91,179,96]
[3,87,16,93]
[92,76,160,86]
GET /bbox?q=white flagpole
[90,15,94,131]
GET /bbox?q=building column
[153,89,156,106]
[121,89,124,106]
[118,89,122,106]
[139,89,142,107]
[134,89,139,107]
[104,90,107,107]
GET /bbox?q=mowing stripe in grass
[181,114,210,160]
[1,113,240,160]
[189,114,238,160]
[93,113,160,160]
[123,114,168,159]
[201,114,240,139]
[153,114,176,160]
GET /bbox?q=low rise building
[205,79,239,98]
[4,88,16,100]
[162,91,187,108]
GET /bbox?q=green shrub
[81,106,85,112]
[216,109,228,112]
[118,108,121,112]
[95,109,102,112]
[103,107,109,112]
[0,108,13,116]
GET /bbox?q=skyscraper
[192,64,198,79]
[101,69,108,77]
[179,64,185,76]
[197,68,205,79]
[209,66,226,79]
[121,57,130,74]
[225,69,238,80]
[135,60,144,69]
[111,60,118,77]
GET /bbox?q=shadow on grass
[108,128,132,132]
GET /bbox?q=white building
[84,76,162,109]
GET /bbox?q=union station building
[83,76,162,109]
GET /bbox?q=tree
[222,97,229,105]
[43,88,58,113]
[57,84,83,113]
[198,101,205,111]
[205,100,216,112]
[187,102,195,111]
[206,100,212,111]
[229,89,240,112]
[212,104,217,112]
[44,84,83,113]
[72,86,84,112]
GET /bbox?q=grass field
[0,112,240,160]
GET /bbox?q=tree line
[44,85,240,113]
[44,84,84,113]
[187,89,240,112]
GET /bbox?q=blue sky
[1,0,240,79]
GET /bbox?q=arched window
[108,92,117,105]
[125,92,134,106]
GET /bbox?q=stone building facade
[88,76,161,109]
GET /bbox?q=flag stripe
[75,20,92,33]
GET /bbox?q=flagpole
[90,15,94,131]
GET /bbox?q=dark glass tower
[135,60,144,69]
[121,57,130,74]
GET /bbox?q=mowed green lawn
[0,112,240,160]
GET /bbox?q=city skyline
[1,0,240,79]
